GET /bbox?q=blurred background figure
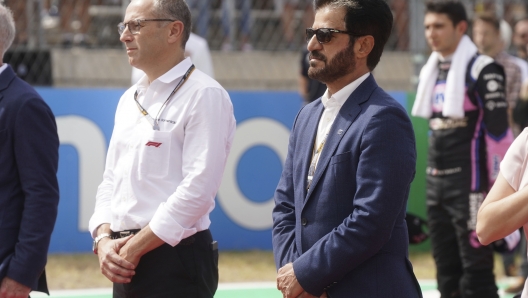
[221,0,252,51]
[473,13,528,295]
[186,0,211,39]
[514,18,528,61]
[298,48,325,105]
[274,0,313,50]
[58,0,95,47]
[473,13,522,136]
[187,0,252,51]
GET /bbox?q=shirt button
[301,218,307,226]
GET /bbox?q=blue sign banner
[36,88,406,253]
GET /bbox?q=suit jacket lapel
[300,102,324,198]
[0,66,16,102]
[304,75,378,203]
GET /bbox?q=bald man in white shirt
[88,0,235,297]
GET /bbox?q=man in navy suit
[272,1,421,297]
[0,4,59,298]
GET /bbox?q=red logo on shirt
[145,141,162,148]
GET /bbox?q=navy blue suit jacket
[0,65,59,292]
[272,75,422,297]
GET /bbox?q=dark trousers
[427,174,498,298]
[113,230,218,298]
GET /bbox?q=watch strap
[93,233,111,254]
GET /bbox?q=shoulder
[367,87,408,116]
[501,128,528,190]
[188,70,229,96]
[469,54,504,81]
[2,77,48,110]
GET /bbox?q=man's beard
[308,43,356,84]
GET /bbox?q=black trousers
[427,173,498,298]
[113,230,218,298]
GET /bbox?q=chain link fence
[2,0,528,88]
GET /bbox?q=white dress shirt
[89,57,236,246]
[315,73,370,149]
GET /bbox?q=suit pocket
[330,151,352,164]
[331,151,356,214]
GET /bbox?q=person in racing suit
[413,2,514,297]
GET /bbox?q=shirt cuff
[150,203,197,246]
[88,209,113,238]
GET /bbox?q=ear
[354,35,375,59]
[456,20,468,36]
[167,21,185,45]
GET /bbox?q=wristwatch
[92,233,111,254]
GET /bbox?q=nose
[307,34,322,52]
[119,26,133,43]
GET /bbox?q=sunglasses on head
[306,28,358,44]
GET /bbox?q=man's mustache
[309,51,326,62]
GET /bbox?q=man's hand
[277,263,304,298]
[119,236,142,267]
[0,277,31,298]
[97,235,136,283]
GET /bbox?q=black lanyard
[133,64,195,130]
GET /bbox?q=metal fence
[2,0,528,87]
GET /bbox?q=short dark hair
[474,12,500,32]
[152,0,191,49]
[425,0,467,27]
[314,0,393,71]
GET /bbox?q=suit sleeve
[476,63,514,188]
[8,97,59,288]
[272,112,302,269]
[292,106,416,296]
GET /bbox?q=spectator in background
[132,31,215,84]
[186,0,211,39]
[390,0,409,50]
[275,0,314,50]
[2,0,27,45]
[59,0,96,46]
[514,18,528,61]
[413,1,513,297]
[473,13,522,136]
[299,46,325,105]
[473,14,527,296]
[221,0,252,51]
[186,0,252,51]
[502,20,528,81]
[0,3,60,297]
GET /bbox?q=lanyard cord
[307,132,329,190]
[133,64,195,130]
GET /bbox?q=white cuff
[88,209,113,238]
[150,203,197,246]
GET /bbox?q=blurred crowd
[0,0,415,51]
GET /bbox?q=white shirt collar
[321,72,370,108]
[136,57,193,92]
[0,63,8,76]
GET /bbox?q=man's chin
[308,72,325,83]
